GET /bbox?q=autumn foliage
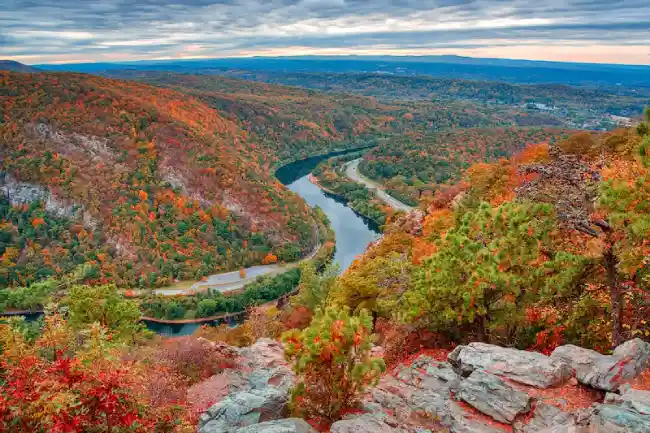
[0,315,193,433]
[0,71,318,289]
[282,307,385,422]
[339,120,650,352]
[359,127,567,204]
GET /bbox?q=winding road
[153,223,320,297]
[152,154,407,299]
[345,159,415,213]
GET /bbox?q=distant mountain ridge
[35,55,650,89]
[0,60,40,73]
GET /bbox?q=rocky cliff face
[196,338,650,433]
[196,339,297,433]
[0,173,79,220]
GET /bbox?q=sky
[1,0,649,65]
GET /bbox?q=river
[275,151,381,272]
[147,149,381,336]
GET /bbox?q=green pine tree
[283,306,385,422]
[399,201,576,343]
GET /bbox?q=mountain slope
[0,60,40,73]
[335,123,650,352]
[104,71,565,161]
[358,127,570,204]
[0,72,315,288]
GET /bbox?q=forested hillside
[217,70,650,113]
[105,71,566,157]
[168,70,650,129]
[336,117,650,354]
[0,71,317,289]
[359,127,569,205]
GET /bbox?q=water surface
[284,174,380,272]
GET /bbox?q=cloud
[0,0,648,64]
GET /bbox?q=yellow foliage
[515,142,550,164]
[466,159,517,206]
[558,131,599,156]
[0,318,31,361]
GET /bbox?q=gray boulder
[392,357,462,396]
[339,355,504,433]
[591,404,650,433]
[352,361,454,431]
[234,418,318,433]
[237,339,295,391]
[513,403,576,433]
[456,370,531,424]
[614,339,650,376]
[448,342,573,388]
[330,413,410,433]
[198,339,295,433]
[366,357,461,423]
[199,388,289,433]
[607,387,650,416]
[585,387,650,432]
[551,338,650,391]
[442,401,508,433]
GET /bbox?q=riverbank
[140,286,300,326]
[344,158,416,212]
[0,309,42,316]
[308,172,388,230]
[149,220,321,298]
[140,311,244,325]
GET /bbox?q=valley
[2,56,650,433]
[146,148,380,335]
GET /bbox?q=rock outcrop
[196,339,650,433]
[456,370,531,424]
[330,413,410,433]
[0,173,79,219]
[197,339,295,433]
[551,338,650,391]
[331,340,650,433]
[512,403,576,433]
[448,342,573,388]
[234,418,317,433]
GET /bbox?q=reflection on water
[285,175,380,272]
[145,319,240,337]
[146,322,203,337]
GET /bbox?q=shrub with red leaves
[158,336,235,384]
[375,319,448,367]
[0,315,193,433]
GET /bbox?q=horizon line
[24,53,650,68]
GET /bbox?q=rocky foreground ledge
[196,338,650,433]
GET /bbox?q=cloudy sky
[1,0,649,65]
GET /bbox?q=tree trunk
[476,315,487,342]
[604,245,623,348]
